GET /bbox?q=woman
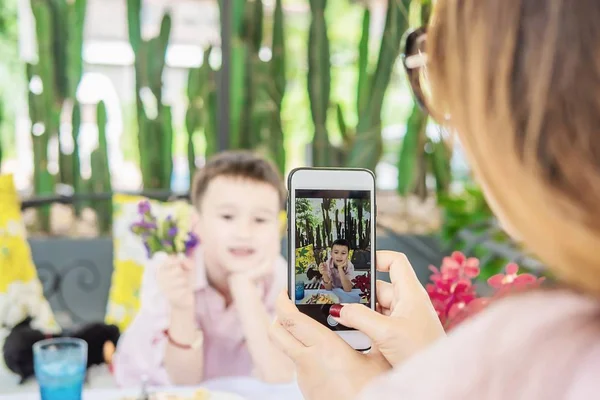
[318,239,354,292]
[269,1,600,399]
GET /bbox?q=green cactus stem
[71,100,83,215]
[126,0,173,190]
[90,101,112,233]
[268,0,286,173]
[356,8,370,117]
[228,0,248,149]
[185,47,218,184]
[347,0,411,170]
[29,0,87,188]
[308,0,332,167]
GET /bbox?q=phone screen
[292,189,373,331]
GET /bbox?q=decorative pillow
[105,194,194,332]
[0,174,60,334]
[295,244,316,275]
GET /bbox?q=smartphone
[287,167,376,351]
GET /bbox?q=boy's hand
[157,255,195,310]
[229,254,275,282]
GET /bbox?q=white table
[0,377,304,400]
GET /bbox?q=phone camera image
[294,189,372,330]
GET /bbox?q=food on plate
[305,293,336,304]
[121,388,210,400]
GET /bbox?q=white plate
[299,292,339,305]
[117,387,245,400]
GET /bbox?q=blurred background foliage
[0,0,530,280]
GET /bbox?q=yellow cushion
[0,174,60,333]
[295,244,316,274]
[105,194,195,332]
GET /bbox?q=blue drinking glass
[295,281,305,301]
[33,338,87,400]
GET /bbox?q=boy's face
[195,175,281,275]
[332,244,349,267]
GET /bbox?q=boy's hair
[190,150,286,209]
[331,238,350,250]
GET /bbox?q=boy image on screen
[294,190,371,311]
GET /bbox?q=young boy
[112,151,294,386]
[318,239,354,292]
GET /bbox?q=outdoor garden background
[0,0,542,333]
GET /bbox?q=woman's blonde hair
[427,0,600,295]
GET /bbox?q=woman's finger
[275,291,330,347]
[375,280,394,309]
[334,303,391,342]
[375,303,392,317]
[268,320,306,360]
[376,251,422,296]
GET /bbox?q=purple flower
[138,200,151,215]
[184,232,199,255]
[167,226,178,237]
[129,203,199,258]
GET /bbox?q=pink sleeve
[357,291,600,399]
[112,255,172,388]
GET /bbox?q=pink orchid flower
[427,255,545,331]
[487,263,544,294]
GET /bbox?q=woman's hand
[156,254,195,310]
[269,293,391,400]
[334,251,445,366]
[268,251,445,399]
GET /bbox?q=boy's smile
[229,246,256,257]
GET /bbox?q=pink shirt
[112,248,287,387]
[358,290,600,399]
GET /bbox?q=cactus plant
[26,19,55,232]
[268,0,286,172]
[28,0,87,188]
[307,0,332,167]
[346,0,412,170]
[306,0,410,170]
[71,100,83,215]
[186,47,218,185]
[202,0,286,173]
[126,0,174,190]
[90,101,112,233]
